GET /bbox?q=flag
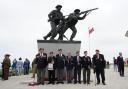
[125,30,128,37]
[89,27,94,34]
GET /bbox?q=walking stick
[94,73,96,86]
[93,68,97,86]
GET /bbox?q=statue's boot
[70,37,74,41]
[58,35,63,40]
[43,36,47,40]
[50,37,55,40]
[43,32,51,40]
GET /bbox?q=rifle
[80,8,99,15]
[64,8,98,17]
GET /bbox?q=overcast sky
[0,0,128,62]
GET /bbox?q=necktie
[77,56,79,63]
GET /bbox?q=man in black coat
[82,51,92,84]
[35,48,47,85]
[65,52,74,83]
[92,49,106,85]
[56,49,66,84]
[117,52,124,77]
[73,51,82,84]
[47,51,56,84]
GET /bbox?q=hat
[56,5,62,8]
[5,54,10,57]
[74,9,80,13]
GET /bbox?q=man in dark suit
[47,51,56,84]
[117,52,124,77]
[82,51,92,84]
[56,49,66,84]
[92,49,106,85]
[73,51,82,84]
[35,48,47,85]
[65,52,74,83]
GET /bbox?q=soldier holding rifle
[58,8,98,41]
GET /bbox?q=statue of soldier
[58,9,87,41]
[43,5,64,40]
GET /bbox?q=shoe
[68,81,72,84]
[52,82,55,85]
[37,83,41,85]
[48,82,51,84]
[60,82,64,84]
[41,83,44,85]
[87,82,90,84]
[78,82,81,84]
[122,75,124,77]
[83,82,86,84]
[97,82,100,85]
[74,82,77,84]
[102,82,106,85]
[56,82,59,84]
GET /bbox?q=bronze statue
[43,5,64,40]
[43,7,98,41]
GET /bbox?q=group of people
[32,48,106,85]
[1,48,125,86]
[12,58,30,76]
[113,52,125,77]
[43,5,88,41]
[1,56,30,80]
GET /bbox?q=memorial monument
[37,5,98,55]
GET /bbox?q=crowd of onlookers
[1,55,30,80]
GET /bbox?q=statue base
[37,40,81,56]
[37,40,81,81]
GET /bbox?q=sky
[0,0,128,63]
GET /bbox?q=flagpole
[89,33,91,56]
[88,27,94,56]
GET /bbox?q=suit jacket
[48,56,56,69]
[73,56,82,69]
[35,53,48,69]
[56,54,66,69]
[117,56,124,67]
[92,54,106,70]
[65,56,74,70]
[82,56,92,69]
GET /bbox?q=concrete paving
[0,66,128,89]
